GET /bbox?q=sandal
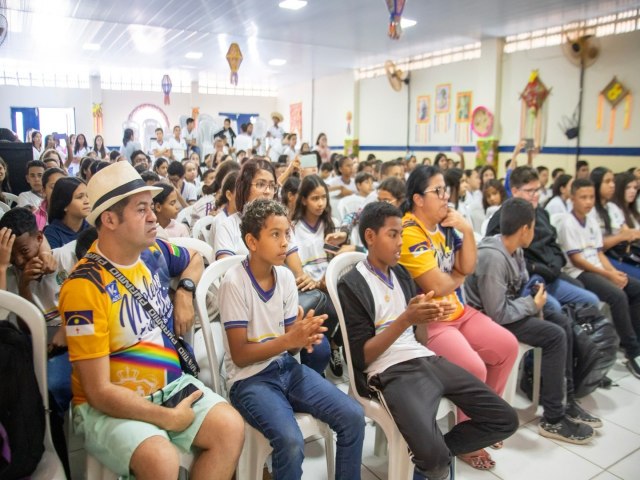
[458,449,496,470]
[490,441,504,449]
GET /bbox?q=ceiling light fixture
[401,18,417,28]
[82,43,101,51]
[268,58,287,66]
[279,0,307,11]
[185,52,203,59]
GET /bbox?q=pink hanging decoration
[386,0,406,39]
[161,75,172,105]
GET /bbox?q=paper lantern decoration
[161,75,172,105]
[519,70,551,147]
[92,103,103,135]
[226,43,243,85]
[386,0,406,40]
[597,76,632,144]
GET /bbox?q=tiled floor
[69,354,640,480]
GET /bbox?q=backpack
[0,321,45,479]
[566,303,620,398]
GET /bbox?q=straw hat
[271,112,284,122]
[86,162,162,226]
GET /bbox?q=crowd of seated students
[2,120,640,480]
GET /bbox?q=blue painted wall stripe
[330,145,640,156]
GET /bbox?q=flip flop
[458,449,496,470]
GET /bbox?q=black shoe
[599,376,613,389]
[566,401,603,428]
[329,347,343,377]
[626,355,640,379]
[538,416,594,444]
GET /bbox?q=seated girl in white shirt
[544,174,573,217]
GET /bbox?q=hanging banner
[415,95,431,144]
[434,84,451,134]
[597,76,632,144]
[290,102,302,138]
[455,91,472,144]
[519,70,550,147]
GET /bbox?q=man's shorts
[73,374,226,476]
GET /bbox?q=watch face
[179,279,196,291]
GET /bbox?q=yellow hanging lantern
[226,43,243,86]
[597,76,632,144]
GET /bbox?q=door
[10,107,40,142]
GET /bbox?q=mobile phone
[323,243,341,254]
[524,138,535,151]
[451,146,463,154]
[53,133,66,140]
[530,283,543,297]
[161,383,202,409]
[300,153,318,169]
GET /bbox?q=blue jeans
[48,351,73,418]
[545,277,600,314]
[299,334,330,375]
[608,255,640,281]
[229,354,365,480]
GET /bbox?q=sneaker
[566,401,603,428]
[599,376,613,389]
[329,347,343,377]
[626,355,640,379]
[538,416,594,444]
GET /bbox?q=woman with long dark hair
[591,167,640,279]
[614,171,640,229]
[31,131,44,160]
[44,177,91,248]
[400,165,518,469]
[93,134,109,160]
[119,128,141,163]
[544,174,573,216]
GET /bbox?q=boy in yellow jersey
[59,162,244,479]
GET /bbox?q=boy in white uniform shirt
[338,202,518,479]
[219,199,364,479]
[18,160,46,211]
[170,125,187,160]
[149,127,172,160]
[556,178,640,378]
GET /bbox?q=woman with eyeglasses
[399,165,518,470]
[214,158,331,374]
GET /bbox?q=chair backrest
[325,252,366,401]
[177,205,194,227]
[2,192,19,207]
[195,255,244,395]
[0,201,10,213]
[168,236,214,264]
[192,215,216,244]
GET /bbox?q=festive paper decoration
[476,138,499,167]
[434,84,451,134]
[346,111,353,136]
[226,43,243,85]
[415,95,431,143]
[161,75,172,105]
[386,0,406,39]
[471,106,494,137]
[597,76,632,144]
[92,103,103,135]
[455,91,472,144]
[290,102,302,138]
[344,138,359,157]
[519,70,550,147]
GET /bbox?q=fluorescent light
[279,0,307,10]
[401,18,417,28]
[185,51,203,59]
[268,58,287,66]
[83,43,101,51]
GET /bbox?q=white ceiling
[1,0,639,87]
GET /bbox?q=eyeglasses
[422,186,449,199]
[518,187,541,197]
[251,181,277,192]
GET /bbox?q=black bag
[565,303,620,398]
[0,321,45,479]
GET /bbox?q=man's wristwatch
[177,278,196,297]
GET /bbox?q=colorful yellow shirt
[399,212,465,321]
[60,240,190,404]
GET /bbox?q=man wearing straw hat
[267,111,285,140]
[59,162,244,479]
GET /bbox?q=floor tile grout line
[604,445,640,474]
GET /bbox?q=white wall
[311,71,355,148]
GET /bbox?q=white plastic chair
[0,291,66,479]
[194,256,336,480]
[2,192,19,207]
[192,215,216,245]
[503,342,542,410]
[0,201,10,213]
[169,236,214,265]
[326,253,456,480]
[177,204,194,227]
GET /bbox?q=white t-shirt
[355,261,432,378]
[32,146,43,160]
[170,137,187,160]
[179,181,198,203]
[215,212,298,260]
[74,146,88,159]
[234,134,253,153]
[219,259,298,387]
[545,196,572,217]
[149,140,172,159]
[267,125,284,140]
[328,176,357,193]
[267,138,284,163]
[292,219,328,282]
[190,194,216,228]
[590,202,625,235]
[17,190,44,211]
[556,212,603,278]
[182,127,197,148]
